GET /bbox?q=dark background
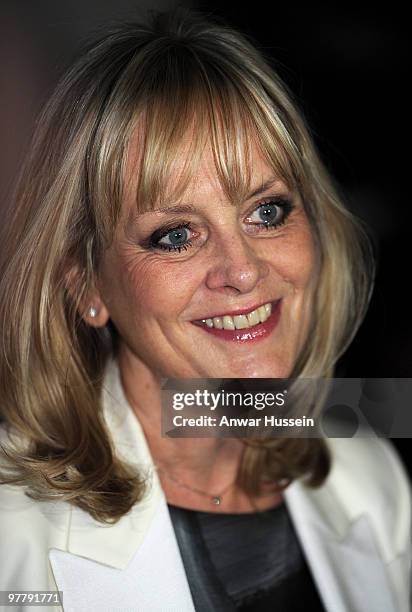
[1,2,410,465]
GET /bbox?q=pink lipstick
[191,300,282,343]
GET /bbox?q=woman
[0,7,410,612]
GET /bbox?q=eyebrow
[131,176,283,219]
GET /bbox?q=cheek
[267,225,317,290]
[101,253,200,320]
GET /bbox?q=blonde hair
[0,7,374,522]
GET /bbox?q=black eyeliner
[256,197,295,228]
[141,221,192,250]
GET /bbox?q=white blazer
[0,359,411,612]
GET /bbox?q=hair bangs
[121,43,303,222]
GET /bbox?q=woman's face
[95,136,318,379]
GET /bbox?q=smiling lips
[192,300,282,342]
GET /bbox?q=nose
[205,232,270,295]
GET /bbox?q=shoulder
[0,423,67,517]
[0,425,70,583]
[326,436,410,511]
[325,436,411,557]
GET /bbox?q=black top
[167,500,326,612]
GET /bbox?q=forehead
[123,121,285,219]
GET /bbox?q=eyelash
[146,197,295,254]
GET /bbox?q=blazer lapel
[48,359,195,611]
[49,495,195,611]
[284,479,399,612]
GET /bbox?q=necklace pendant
[212,495,221,505]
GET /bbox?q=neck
[117,344,245,491]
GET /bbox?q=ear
[64,264,110,328]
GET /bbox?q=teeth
[233,314,249,329]
[199,302,274,330]
[258,305,267,323]
[222,315,235,330]
[247,309,260,326]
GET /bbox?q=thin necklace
[156,466,236,506]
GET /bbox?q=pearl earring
[88,306,98,318]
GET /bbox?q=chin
[215,359,293,379]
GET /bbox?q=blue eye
[247,198,293,229]
[149,222,193,252]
